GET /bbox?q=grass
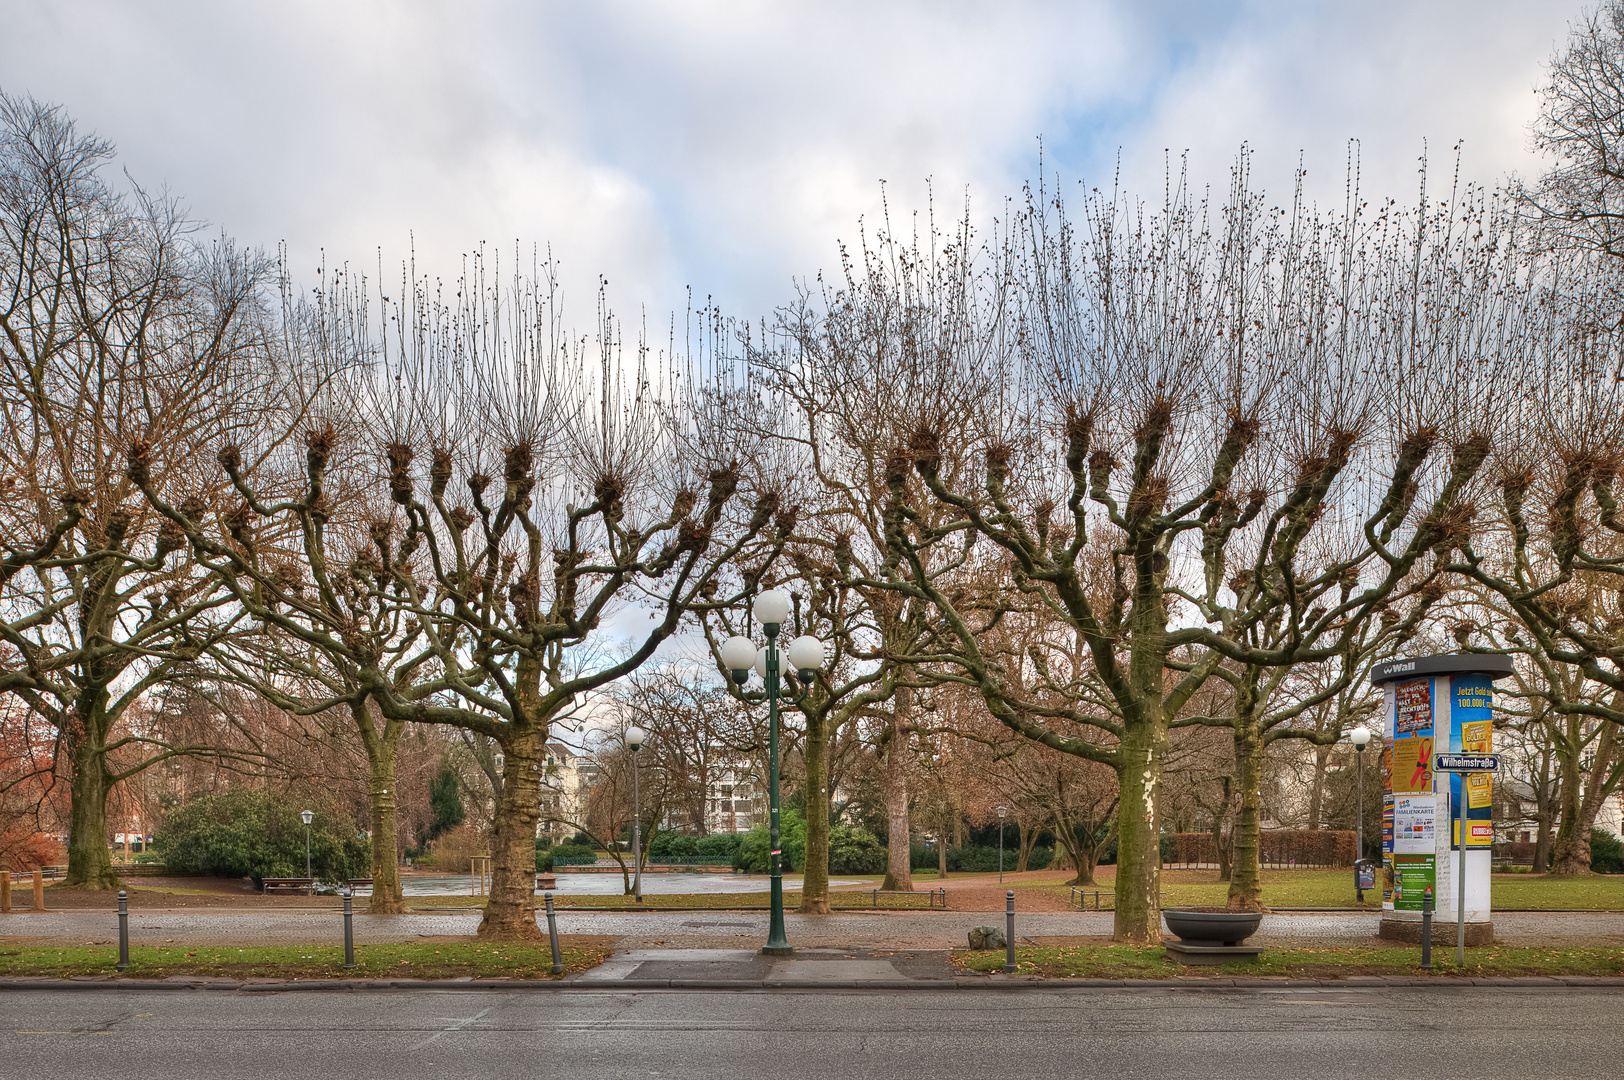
[1017,868,1624,911]
[954,944,1624,979]
[0,941,610,980]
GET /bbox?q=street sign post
[1433,752,1500,965]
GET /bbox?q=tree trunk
[366,733,406,914]
[476,728,544,940]
[1550,742,1593,876]
[800,712,831,914]
[1015,821,1036,873]
[1307,741,1332,829]
[1227,715,1267,911]
[64,726,117,889]
[1112,722,1164,943]
[881,684,913,891]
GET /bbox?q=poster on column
[1391,678,1434,794]
[1451,674,1495,848]
[1393,794,1437,853]
[1392,854,1436,911]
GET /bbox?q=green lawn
[956,944,1624,979]
[0,941,610,980]
[1018,868,1624,911]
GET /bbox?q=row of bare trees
[10,19,1624,947]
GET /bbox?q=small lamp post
[627,725,647,904]
[720,590,824,956]
[300,809,314,879]
[997,806,1008,883]
[1349,724,1372,902]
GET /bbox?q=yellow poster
[1391,734,1434,794]
[1463,718,1492,809]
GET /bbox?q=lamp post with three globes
[719,589,825,956]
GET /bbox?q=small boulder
[968,925,1006,950]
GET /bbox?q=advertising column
[1372,654,1512,946]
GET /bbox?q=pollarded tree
[0,93,284,888]
[850,163,1522,941]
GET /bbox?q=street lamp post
[997,806,1008,884]
[627,725,646,904]
[720,590,824,957]
[1349,724,1372,903]
[300,809,314,879]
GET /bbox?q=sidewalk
[5,907,1623,949]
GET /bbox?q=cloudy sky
[0,0,1591,336]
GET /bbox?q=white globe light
[753,589,791,626]
[300,809,313,826]
[786,635,825,673]
[720,635,757,673]
[1349,724,1372,747]
[754,646,771,680]
[626,725,646,751]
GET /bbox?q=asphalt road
[1,986,1618,1079]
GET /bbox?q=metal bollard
[1004,890,1016,973]
[116,890,130,971]
[544,893,563,975]
[342,890,355,969]
[1420,887,1432,971]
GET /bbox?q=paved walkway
[5,907,1623,949]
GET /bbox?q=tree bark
[365,737,406,914]
[64,720,117,889]
[1112,724,1164,943]
[880,684,913,891]
[476,727,544,940]
[1307,741,1332,829]
[799,711,831,914]
[1550,739,1593,876]
[1227,714,1267,911]
[1015,821,1035,874]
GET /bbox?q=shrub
[1024,846,1054,871]
[567,832,594,848]
[695,832,743,859]
[828,825,886,874]
[419,823,485,872]
[155,789,368,885]
[734,810,806,873]
[648,831,699,859]
[1592,828,1624,874]
[550,843,598,866]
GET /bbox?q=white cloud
[0,0,1592,325]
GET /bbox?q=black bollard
[545,893,563,975]
[342,890,355,969]
[1004,890,1016,973]
[116,889,129,972]
[1420,887,1432,971]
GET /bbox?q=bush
[828,825,886,874]
[647,831,698,859]
[734,810,805,873]
[1024,846,1054,871]
[155,788,369,885]
[1592,828,1624,874]
[550,843,598,866]
[695,832,743,859]
[567,832,594,848]
[418,823,485,872]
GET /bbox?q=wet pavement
[4,907,1622,949]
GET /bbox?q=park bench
[854,888,947,909]
[347,878,373,893]
[262,877,315,895]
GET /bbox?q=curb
[3,974,1622,993]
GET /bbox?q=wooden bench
[346,878,373,893]
[261,877,315,895]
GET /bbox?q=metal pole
[116,889,129,971]
[763,624,791,955]
[1355,744,1365,903]
[1457,781,1467,967]
[998,819,1005,884]
[305,823,312,879]
[1421,887,1432,970]
[632,747,643,903]
[1004,890,1016,973]
[342,889,355,969]
[545,893,563,974]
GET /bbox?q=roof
[1370,653,1515,686]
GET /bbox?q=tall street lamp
[300,809,314,879]
[627,725,647,904]
[1349,724,1372,903]
[720,589,825,957]
[997,806,1008,883]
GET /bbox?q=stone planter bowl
[1162,908,1263,946]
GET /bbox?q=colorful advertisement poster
[1451,674,1495,847]
[1393,794,1437,853]
[1381,792,1394,855]
[1390,678,1434,794]
[1392,853,1436,911]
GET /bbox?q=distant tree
[427,757,465,842]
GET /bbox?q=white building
[538,741,596,839]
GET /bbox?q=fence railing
[1070,887,1169,911]
[847,888,946,909]
[548,855,602,867]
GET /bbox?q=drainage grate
[680,920,756,928]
